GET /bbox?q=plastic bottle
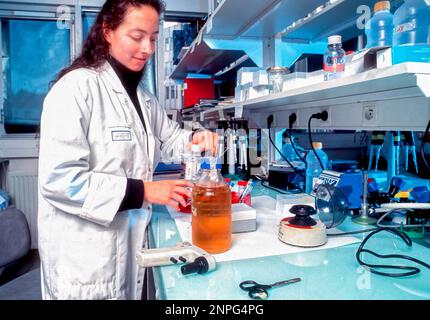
[305,142,329,195]
[281,137,299,162]
[393,0,430,46]
[179,144,201,213]
[365,1,394,48]
[323,35,346,81]
[191,158,232,254]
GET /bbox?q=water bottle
[365,1,394,48]
[305,142,329,195]
[393,0,430,45]
[323,35,346,81]
[281,137,298,162]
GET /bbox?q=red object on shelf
[231,191,252,206]
[183,78,215,108]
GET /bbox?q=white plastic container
[236,67,261,86]
[252,69,268,86]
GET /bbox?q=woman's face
[104,5,159,71]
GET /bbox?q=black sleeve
[118,178,144,211]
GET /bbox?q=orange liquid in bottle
[191,184,232,254]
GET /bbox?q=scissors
[239,277,301,300]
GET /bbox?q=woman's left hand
[190,130,218,156]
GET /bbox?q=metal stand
[353,172,377,225]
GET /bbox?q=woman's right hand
[143,180,194,211]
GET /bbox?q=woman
[38,0,217,299]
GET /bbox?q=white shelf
[201,63,430,131]
[205,0,326,39]
[281,0,375,43]
[169,40,256,80]
[169,0,326,79]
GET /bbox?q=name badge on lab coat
[111,130,132,141]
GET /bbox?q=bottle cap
[374,1,390,12]
[328,35,342,45]
[312,142,323,149]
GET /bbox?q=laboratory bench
[147,184,430,300]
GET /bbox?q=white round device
[278,217,327,247]
[278,205,327,247]
[278,185,350,248]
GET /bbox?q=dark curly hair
[54,0,165,82]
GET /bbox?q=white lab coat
[38,61,191,300]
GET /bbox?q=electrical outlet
[309,108,331,126]
[363,104,377,124]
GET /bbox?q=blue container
[393,0,430,45]
[365,1,394,48]
[305,142,329,194]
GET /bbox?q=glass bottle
[191,158,232,254]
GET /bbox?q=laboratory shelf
[205,0,326,39]
[201,62,430,131]
[169,40,257,80]
[169,0,326,80]
[281,0,376,43]
[280,0,404,43]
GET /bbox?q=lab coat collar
[99,60,151,102]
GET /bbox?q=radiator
[8,173,38,249]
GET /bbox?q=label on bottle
[323,63,345,72]
[395,21,416,34]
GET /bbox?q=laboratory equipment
[313,169,363,210]
[315,184,350,229]
[267,66,289,94]
[278,204,328,247]
[217,119,255,178]
[135,241,216,274]
[268,163,305,191]
[181,256,216,275]
[323,35,345,81]
[393,131,401,175]
[393,0,430,46]
[403,131,419,174]
[352,172,377,225]
[239,278,301,300]
[368,131,385,171]
[238,179,254,203]
[365,1,394,48]
[191,158,232,254]
[305,142,329,194]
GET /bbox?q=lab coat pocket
[57,230,118,299]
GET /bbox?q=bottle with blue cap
[191,157,232,254]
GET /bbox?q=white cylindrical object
[278,218,327,247]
